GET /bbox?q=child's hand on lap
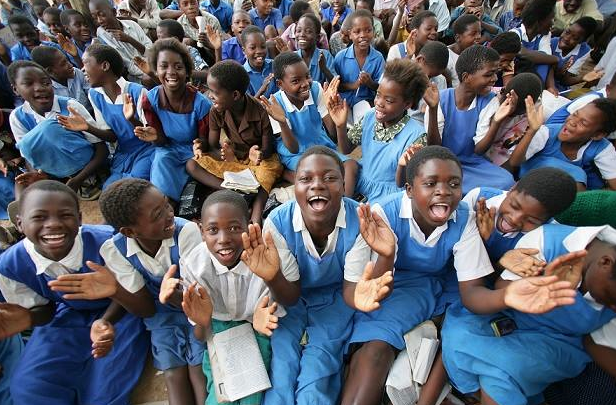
[181,282,213,327]
[134,126,158,142]
[48,261,119,300]
[159,265,181,304]
[249,145,262,165]
[193,139,204,159]
[259,95,287,124]
[57,106,89,132]
[90,319,115,359]
[252,296,278,336]
[123,93,136,121]
[423,83,440,109]
[525,96,544,132]
[499,248,546,277]
[221,141,238,162]
[494,90,518,123]
[543,250,587,288]
[357,203,395,258]
[475,198,495,241]
[241,223,281,282]
[353,262,393,312]
[0,303,32,339]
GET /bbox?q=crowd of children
[0,0,615,404]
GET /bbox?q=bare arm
[584,335,616,379]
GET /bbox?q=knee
[358,341,396,367]
[185,159,199,175]
[344,159,359,177]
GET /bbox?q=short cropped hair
[419,40,449,70]
[84,43,125,77]
[489,32,522,55]
[455,44,500,80]
[273,51,303,80]
[209,60,250,94]
[515,168,577,218]
[99,179,154,229]
[201,189,250,222]
[382,59,428,108]
[297,146,345,176]
[405,146,462,183]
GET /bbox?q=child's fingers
[263,230,276,251]
[361,261,375,281]
[241,231,252,252]
[266,321,278,331]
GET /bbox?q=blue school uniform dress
[0,225,149,405]
[277,0,293,17]
[200,0,233,32]
[249,7,283,31]
[111,217,204,370]
[0,293,23,405]
[350,192,471,349]
[146,86,212,201]
[273,81,349,171]
[356,109,426,202]
[244,59,277,98]
[0,170,15,221]
[295,48,336,85]
[334,44,385,107]
[511,25,551,83]
[551,38,592,92]
[9,41,68,62]
[439,88,514,194]
[442,224,616,405]
[222,36,246,64]
[520,123,611,189]
[13,97,94,178]
[89,81,154,188]
[264,198,358,405]
[71,38,92,60]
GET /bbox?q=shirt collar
[279,85,315,112]
[93,76,130,103]
[23,229,84,275]
[23,95,61,118]
[243,58,270,73]
[126,236,176,258]
[399,192,458,242]
[563,225,616,253]
[292,200,347,233]
[210,252,251,276]
[557,42,582,57]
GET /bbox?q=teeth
[218,249,233,255]
[42,234,65,240]
[308,196,329,202]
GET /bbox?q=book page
[206,328,229,402]
[212,323,272,402]
[222,169,260,192]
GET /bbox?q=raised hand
[220,141,237,162]
[326,93,349,128]
[405,29,418,58]
[159,265,180,304]
[133,56,151,76]
[57,33,78,57]
[504,275,577,314]
[259,95,287,123]
[423,82,440,108]
[543,250,587,288]
[398,144,423,167]
[248,145,262,165]
[134,126,158,143]
[353,262,393,312]
[494,90,518,123]
[357,203,395,258]
[475,198,495,241]
[205,25,222,50]
[0,303,31,339]
[90,319,115,359]
[193,138,204,159]
[241,0,252,11]
[123,93,136,121]
[499,248,546,277]
[274,36,289,54]
[57,106,89,132]
[252,296,278,336]
[181,282,213,327]
[323,75,341,103]
[241,223,281,282]
[525,95,544,132]
[48,261,118,300]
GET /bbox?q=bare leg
[251,187,268,225]
[481,389,500,405]
[188,364,206,405]
[417,350,448,405]
[186,160,224,190]
[164,366,197,405]
[341,341,396,405]
[343,160,358,197]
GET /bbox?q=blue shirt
[165,1,179,9]
[52,68,92,112]
[10,41,67,62]
[334,44,385,107]
[498,10,522,31]
[276,0,293,17]
[249,7,283,31]
[321,6,351,31]
[222,36,246,64]
[295,48,336,84]
[200,0,233,32]
[447,6,502,39]
[243,58,277,98]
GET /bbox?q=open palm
[241,223,280,282]
[543,250,587,288]
[504,275,576,314]
[357,203,395,258]
[354,262,393,312]
[48,261,118,300]
[182,283,213,327]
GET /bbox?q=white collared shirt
[372,193,494,282]
[0,229,87,308]
[510,24,552,54]
[446,48,460,87]
[269,82,328,134]
[181,243,287,323]
[9,95,102,144]
[99,221,202,293]
[263,201,370,283]
[429,0,451,34]
[117,0,161,29]
[96,20,153,78]
[561,88,615,140]
[89,77,148,130]
[424,93,500,137]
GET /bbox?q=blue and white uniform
[0,293,23,405]
[334,45,385,107]
[550,37,592,92]
[510,24,552,83]
[295,48,336,85]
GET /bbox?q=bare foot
[249,145,262,165]
[221,142,237,162]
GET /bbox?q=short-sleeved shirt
[249,7,283,31]
[268,81,328,134]
[89,77,148,130]
[96,20,153,78]
[482,0,513,23]
[177,9,222,42]
[510,23,552,54]
[117,0,161,29]
[200,0,233,32]
[221,36,246,64]
[210,94,272,160]
[243,58,276,98]
[552,38,592,76]
[321,6,351,31]
[52,68,92,111]
[424,94,500,137]
[553,0,604,33]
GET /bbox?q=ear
[598,254,616,275]
[405,182,413,198]
[460,71,469,84]
[119,226,136,239]
[415,54,425,65]
[232,90,242,101]
[275,78,282,88]
[11,84,19,96]
[15,215,23,234]
[101,60,111,72]
[590,131,607,141]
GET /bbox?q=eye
[298,176,311,183]
[449,181,460,188]
[229,225,241,232]
[424,181,435,186]
[206,226,218,234]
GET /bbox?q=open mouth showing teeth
[308,195,329,210]
[41,234,66,244]
[217,248,234,259]
[429,203,450,221]
[498,216,516,233]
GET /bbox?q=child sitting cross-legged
[187,60,283,225]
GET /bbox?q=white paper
[386,349,419,405]
[413,338,439,385]
[209,323,271,402]
[221,168,260,193]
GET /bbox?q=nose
[218,229,231,243]
[44,215,63,229]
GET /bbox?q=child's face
[355,0,372,13]
[255,0,274,16]
[463,61,498,95]
[559,104,607,143]
[66,14,91,42]
[350,16,374,51]
[207,75,240,112]
[405,0,425,21]
[456,22,481,50]
[331,0,347,13]
[294,154,344,227]
[10,23,40,50]
[563,0,582,14]
[417,56,445,79]
[200,202,247,268]
[416,17,438,46]
[374,77,412,125]
[48,51,75,82]
[231,12,251,37]
[156,26,174,40]
[498,52,517,72]
[179,0,199,18]
[156,50,188,92]
[43,13,66,36]
[296,17,317,50]
[406,158,462,229]
[277,61,311,103]
[512,0,526,17]
[242,33,267,69]
[496,190,547,234]
[82,51,107,87]
[17,190,81,262]
[584,242,616,311]
[13,67,54,113]
[122,187,176,242]
[90,3,117,30]
[558,23,585,53]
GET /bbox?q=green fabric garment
[555,190,616,227]
[202,319,272,405]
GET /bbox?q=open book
[206,323,272,402]
[221,169,260,194]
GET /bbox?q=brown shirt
[210,95,273,160]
